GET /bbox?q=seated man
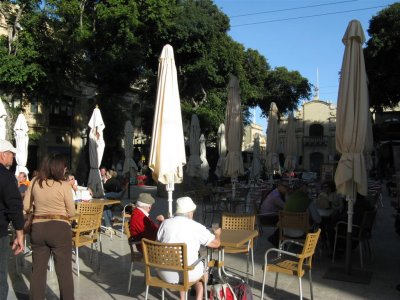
[259,180,289,225]
[157,197,221,300]
[130,193,164,253]
[284,182,321,237]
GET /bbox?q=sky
[213,0,397,129]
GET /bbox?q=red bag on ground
[210,283,237,300]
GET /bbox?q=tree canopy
[365,3,400,111]
[0,0,312,143]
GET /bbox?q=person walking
[23,153,75,300]
[0,140,24,299]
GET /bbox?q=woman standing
[24,153,75,300]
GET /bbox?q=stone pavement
[6,183,400,299]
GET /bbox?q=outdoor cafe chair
[261,229,321,300]
[221,213,256,276]
[278,211,310,249]
[123,216,143,294]
[141,238,208,300]
[332,208,377,268]
[72,202,104,276]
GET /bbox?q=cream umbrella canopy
[334,20,369,274]
[149,44,186,217]
[250,133,261,181]
[0,97,7,140]
[199,134,209,181]
[87,106,105,198]
[284,113,297,172]
[186,114,202,177]
[13,113,29,177]
[224,75,244,197]
[214,123,226,178]
[122,120,138,178]
[266,102,280,178]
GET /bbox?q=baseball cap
[0,140,17,153]
[176,197,197,214]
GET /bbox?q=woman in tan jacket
[24,153,75,300]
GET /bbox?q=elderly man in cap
[157,197,221,300]
[130,193,164,253]
[0,140,24,298]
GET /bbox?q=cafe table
[209,229,259,282]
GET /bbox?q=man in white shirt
[157,197,221,300]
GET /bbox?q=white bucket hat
[176,197,197,214]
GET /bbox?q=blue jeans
[0,235,10,300]
[103,191,124,227]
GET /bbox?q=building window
[30,98,39,114]
[49,97,74,127]
[309,123,324,137]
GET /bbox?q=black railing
[303,136,328,146]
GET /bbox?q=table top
[75,199,121,206]
[318,208,333,217]
[220,229,258,248]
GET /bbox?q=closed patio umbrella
[284,113,297,172]
[149,44,186,217]
[224,75,244,197]
[0,97,7,140]
[186,114,202,177]
[334,20,369,274]
[266,102,280,178]
[87,106,105,198]
[199,134,209,181]
[215,123,226,178]
[122,120,138,178]
[13,113,29,177]
[365,112,374,171]
[250,133,261,182]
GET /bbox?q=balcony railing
[303,136,328,146]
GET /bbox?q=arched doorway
[310,152,324,174]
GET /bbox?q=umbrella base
[323,267,372,284]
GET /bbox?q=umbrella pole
[166,182,174,218]
[345,184,355,274]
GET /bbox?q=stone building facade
[279,98,337,176]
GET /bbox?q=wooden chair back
[298,228,321,272]
[221,213,256,230]
[141,238,194,292]
[73,203,104,246]
[278,210,310,243]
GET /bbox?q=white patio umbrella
[199,134,209,181]
[186,114,202,177]
[0,97,7,140]
[122,120,138,178]
[250,133,261,181]
[224,75,244,198]
[87,106,105,198]
[149,44,186,217]
[334,20,369,274]
[13,113,29,177]
[284,113,297,172]
[214,123,226,178]
[266,102,280,178]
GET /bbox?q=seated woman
[317,181,344,216]
[17,171,30,198]
[102,170,127,230]
[130,193,164,253]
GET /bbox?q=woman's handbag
[23,179,36,234]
